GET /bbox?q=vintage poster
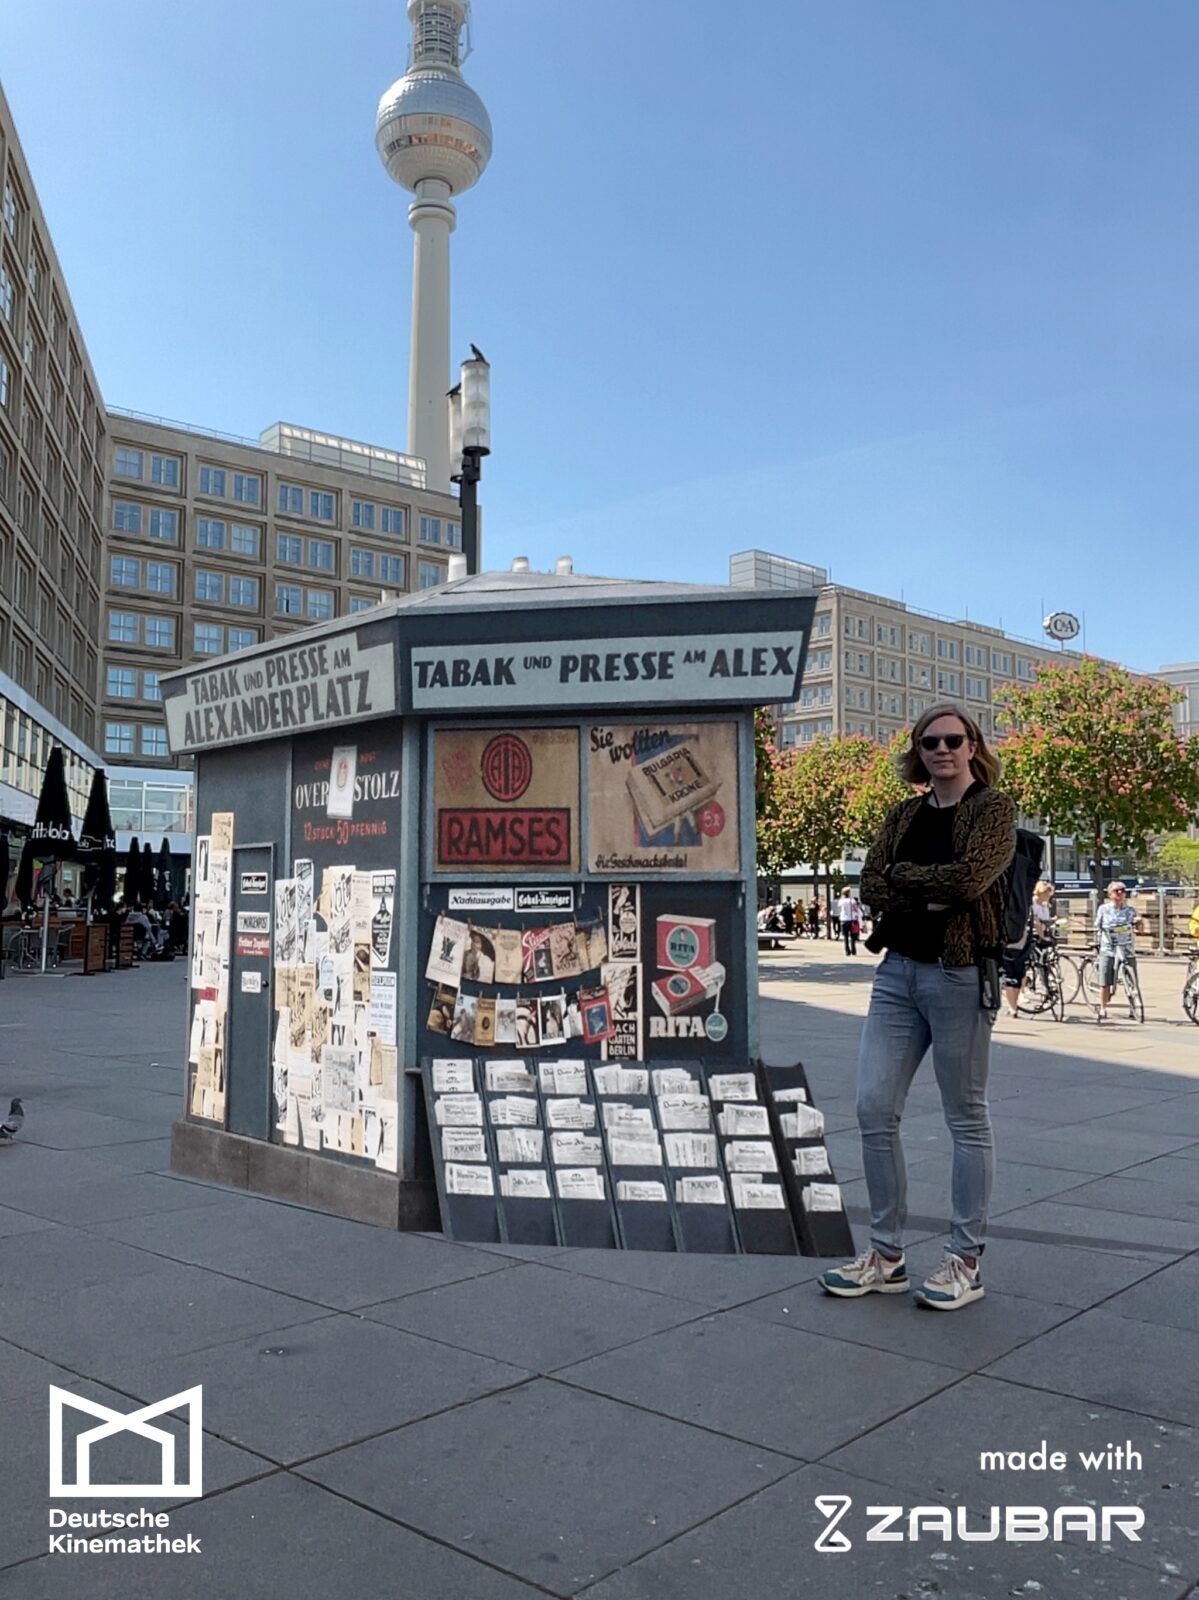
[326,745,358,819]
[371,871,395,964]
[521,925,554,984]
[536,991,568,1049]
[492,927,523,985]
[426,914,468,986]
[369,971,398,1043]
[587,723,739,873]
[462,926,497,983]
[548,922,583,980]
[495,996,518,1045]
[608,885,640,960]
[601,960,643,1060]
[427,984,458,1035]
[432,726,580,872]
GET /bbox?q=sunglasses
[919,733,967,752]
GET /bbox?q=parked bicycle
[1017,940,1067,1021]
[1183,946,1199,1026]
[1079,944,1144,1023]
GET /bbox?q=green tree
[999,658,1199,892]
[768,734,908,932]
[1157,834,1199,886]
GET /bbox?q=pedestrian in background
[821,703,1015,1312]
[836,889,862,955]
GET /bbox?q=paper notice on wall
[374,1100,398,1172]
[369,970,398,1043]
[353,942,372,1003]
[351,872,373,945]
[326,745,358,819]
[492,928,523,985]
[327,866,355,955]
[210,812,234,853]
[608,885,640,960]
[294,856,314,938]
[321,1045,357,1114]
[601,961,642,1060]
[274,879,298,966]
[370,871,395,964]
[426,915,468,987]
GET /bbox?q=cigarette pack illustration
[625,743,720,836]
[650,962,726,1018]
[656,914,717,972]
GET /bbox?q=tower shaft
[407,179,456,491]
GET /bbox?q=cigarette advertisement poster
[432,727,580,872]
[587,723,739,873]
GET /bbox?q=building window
[151,454,180,487]
[1016,658,1035,680]
[309,490,335,521]
[229,575,258,608]
[877,657,902,683]
[111,556,140,588]
[380,505,406,536]
[276,583,302,615]
[140,725,169,758]
[197,517,226,549]
[843,650,871,675]
[277,534,302,564]
[445,521,462,549]
[351,547,375,578]
[149,508,178,542]
[112,500,142,533]
[991,650,1013,675]
[349,596,374,614]
[231,522,259,557]
[198,465,226,496]
[142,670,161,701]
[352,499,375,529]
[936,638,960,662]
[380,554,406,585]
[146,561,175,596]
[107,666,136,698]
[227,626,257,650]
[1,185,14,236]
[808,647,832,673]
[145,616,175,649]
[104,722,135,755]
[277,482,303,514]
[108,611,138,643]
[0,266,12,323]
[195,622,223,654]
[306,588,333,620]
[964,644,985,667]
[307,538,334,571]
[908,663,932,688]
[196,570,224,603]
[232,472,260,505]
[813,612,832,638]
[0,356,8,409]
[875,622,902,649]
[937,669,960,694]
[843,614,870,640]
[419,515,441,545]
[908,630,931,656]
[965,675,988,700]
[418,561,442,589]
[115,447,143,479]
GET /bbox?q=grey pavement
[0,955,1196,1597]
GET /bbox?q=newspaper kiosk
[165,568,850,1253]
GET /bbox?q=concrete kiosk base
[171,1121,439,1232]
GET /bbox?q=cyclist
[1094,882,1146,1021]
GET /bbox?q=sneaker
[914,1251,985,1311]
[820,1248,908,1298]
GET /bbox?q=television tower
[376,1,492,492]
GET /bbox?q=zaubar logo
[813,1495,1144,1551]
[49,1386,204,1498]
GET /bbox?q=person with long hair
[821,704,1015,1311]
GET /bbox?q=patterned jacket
[860,786,1017,967]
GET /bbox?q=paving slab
[1089,1098,1199,1138]
[992,1198,1199,1254]
[0,1375,275,1571]
[1098,1254,1199,1336]
[96,1196,516,1311]
[0,1204,56,1240]
[0,1172,240,1227]
[985,1308,1199,1427]
[10,1107,169,1149]
[737,1277,1076,1369]
[0,1261,331,1378]
[0,1224,171,1294]
[1043,1174,1199,1224]
[557,1311,960,1458]
[0,1336,73,1405]
[1010,1125,1199,1174]
[99,1311,531,1464]
[824,1373,1199,1580]
[533,1245,828,1309]
[362,1261,704,1372]
[577,1461,1162,1600]
[0,1471,546,1600]
[299,1377,795,1597]
[83,1137,174,1172]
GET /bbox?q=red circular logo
[481,734,533,802]
[697,801,726,838]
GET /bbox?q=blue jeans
[856,952,995,1260]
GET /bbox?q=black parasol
[78,768,118,910]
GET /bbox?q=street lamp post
[448,350,490,573]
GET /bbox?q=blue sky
[5,0,1197,669]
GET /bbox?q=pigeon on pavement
[0,1098,23,1140]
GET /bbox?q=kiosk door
[228,845,274,1140]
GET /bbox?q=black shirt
[884,782,984,963]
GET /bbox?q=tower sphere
[376,50,491,196]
